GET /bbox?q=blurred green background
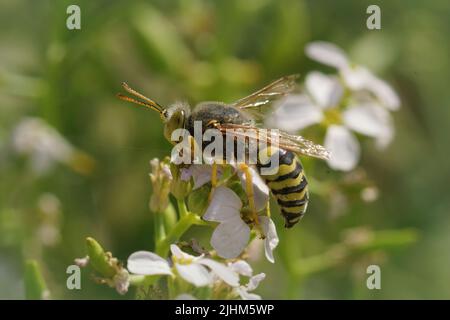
[1,0,450,299]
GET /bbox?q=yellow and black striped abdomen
[258,148,308,228]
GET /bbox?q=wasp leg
[254,199,271,240]
[266,199,271,219]
[239,163,259,226]
[208,161,218,202]
[188,135,200,164]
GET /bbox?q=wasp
[118,75,329,228]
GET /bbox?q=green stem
[130,274,163,299]
[177,198,188,218]
[167,275,176,299]
[154,212,166,245]
[155,212,208,257]
[129,275,147,286]
[292,228,418,279]
[293,248,345,278]
[24,260,49,300]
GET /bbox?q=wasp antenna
[117,93,163,115]
[119,82,163,112]
[121,82,130,91]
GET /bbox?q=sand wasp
[118,75,329,228]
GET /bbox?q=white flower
[170,244,239,287]
[343,102,394,149]
[127,251,174,276]
[203,186,250,259]
[127,244,239,287]
[203,186,279,263]
[228,260,254,277]
[181,164,223,189]
[236,166,270,212]
[183,164,269,210]
[306,41,400,110]
[267,72,342,134]
[245,238,264,262]
[228,260,266,300]
[324,125,360,171]
[259,216,279,263]
[12,117,75,172]
[269,71,395,171]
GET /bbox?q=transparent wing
[215,123,330,160]
[231,74,299,119]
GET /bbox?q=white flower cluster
[268,41,400,171]
[12,117,75,173]
[11,117,94,174]
[128,244,265,300]
[182,164,279,263]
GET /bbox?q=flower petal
[305,71,344,109]
[237,166,269,212]
[245,240,264,262]
[170,244,200,261]
[305,41,349,69]
[180,166,193,181]
[341,65,373,91]
[228,260,253,277]
[343,103,394,144]
[259,216,279,263]
[374,126,394,150]
[365,76,400,111]
[199,258,240,287]
[342,66,400,110]
[203,186,242,223]
[324,125,360,171]
[211,216,250,259]
[237,287,262,300]
[127,251,173,276]
[175,263,212,287]
[189,165,223,189]
[267,94,323,132]
[246,272,266,291]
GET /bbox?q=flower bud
[163,202,177,231]
[85,237,130,295]
[149,157,173,213]
[169,163,192,200]
[85,237,119,278]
